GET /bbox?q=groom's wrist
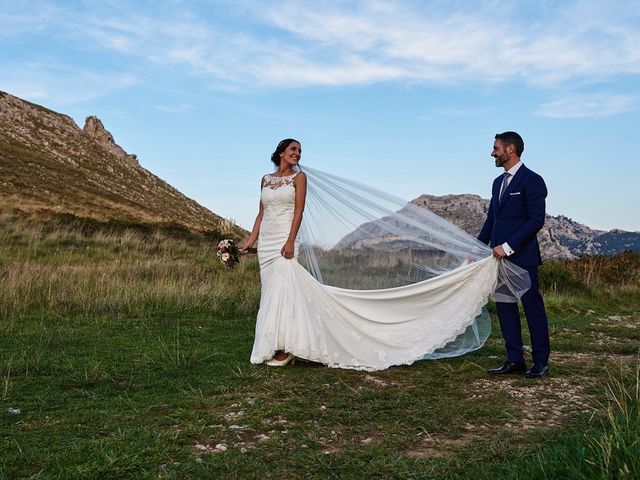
[501,242,514,256]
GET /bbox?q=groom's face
[492,140,510,168]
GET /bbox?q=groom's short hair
[495,131,524,157]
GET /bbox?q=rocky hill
[336,193,640,260]
[413,194,640,259]
[0,91,244,236]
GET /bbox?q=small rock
[224,411,244,420]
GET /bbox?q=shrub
[540,261,592,296]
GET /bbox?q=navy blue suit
[478,164,550,366]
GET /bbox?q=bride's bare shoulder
[293,171,307,183]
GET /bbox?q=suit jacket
[478,164,547,267]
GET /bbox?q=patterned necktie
[499,172,510,200]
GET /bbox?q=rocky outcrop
[337,192,640,259]
[83,116,138,167]
[0,90,245,236]
[414,194,640,259]
[414,194,577,260]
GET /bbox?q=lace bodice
[261,173,298,223]
[262,172,298,190]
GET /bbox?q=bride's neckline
[269,171,298,178]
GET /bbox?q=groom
[478,131,550,378]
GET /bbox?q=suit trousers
[496,266,550,366]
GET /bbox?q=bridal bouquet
[216,239,240,269]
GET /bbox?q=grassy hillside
[1,218,638,479]
[0,90,245,237]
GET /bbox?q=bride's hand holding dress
[281,239,295,259]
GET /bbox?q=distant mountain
[0,91,244,236]
[336,193,640,259]
[413,194,640,259]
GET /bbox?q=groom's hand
[492,245,507,258]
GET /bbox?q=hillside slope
[0,91,242,236]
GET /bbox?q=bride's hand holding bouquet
[237,239,252,255]
[216,239,241,269]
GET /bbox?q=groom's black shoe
[488,360,527,375]
[524,364,549,378]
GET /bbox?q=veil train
[296,166,530,362]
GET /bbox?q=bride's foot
[266,352,295,367]
[272,350,289,361]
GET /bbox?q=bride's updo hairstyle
[271,138,300,166]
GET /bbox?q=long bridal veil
[297,166,530,360]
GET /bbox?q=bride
[238,139,529,371]
[239,139,306,366]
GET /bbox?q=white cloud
[152,103,193,114]
[536,93,639,118]
[0,62,138,106]
[2,0,639,97]
[252,0,640,86]
[429,107,488,117]
[253,51,407,87]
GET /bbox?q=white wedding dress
[250,172,505,371]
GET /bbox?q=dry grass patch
[405,431,479,459]
[594,314,640,330]
[553,351,638,366]
[470,377,592,430]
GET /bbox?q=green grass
[1,216,639,478]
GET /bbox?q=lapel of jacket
[491,176,502,213]
[497,164,528,211]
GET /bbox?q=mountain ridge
[413,194,640,259]
[0,90,244,237]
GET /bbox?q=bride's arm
[281,172,307,259]
[238,202,263,253]
[238,178,265,253]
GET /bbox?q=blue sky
[2,0,639,231]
